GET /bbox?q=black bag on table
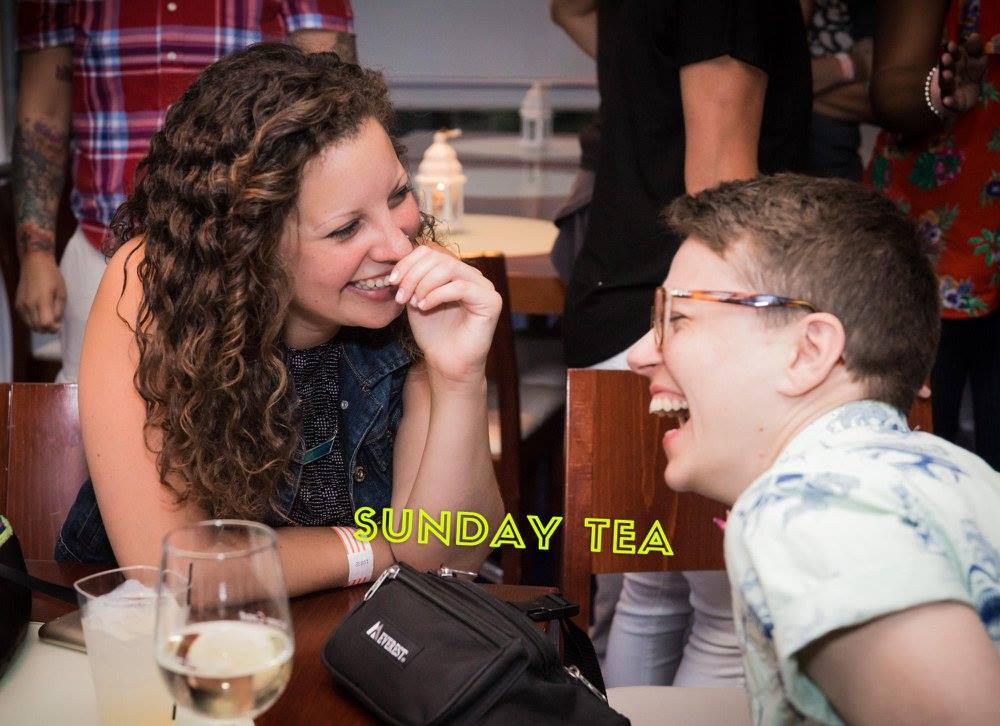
[322,562,630,725]
[0,516,77,678]
[0,516,31,678]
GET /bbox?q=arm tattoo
[55,64,72,83]
[11,119,69,258]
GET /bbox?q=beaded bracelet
[924,66,945,119]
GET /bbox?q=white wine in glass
[156,520,294,725]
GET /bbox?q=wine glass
[155,520,294,725]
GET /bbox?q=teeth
[649,395,689,423]
[352,275,393,290]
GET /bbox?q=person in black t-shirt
[562,0,811,368]
[553,0,811,688]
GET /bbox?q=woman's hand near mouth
[389,243,502,387]
[385,243,505,575]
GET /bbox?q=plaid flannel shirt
[18,0,353,251]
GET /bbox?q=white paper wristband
[331,526,375,586]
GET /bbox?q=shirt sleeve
[17,0,74,52]
[733,459,972,662]
[670,0,798,74]
[279,0,354,34]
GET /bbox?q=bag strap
[0,562,77,605]
[510,593,607,695]
[559,617,607,695]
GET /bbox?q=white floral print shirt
[725,401,1000,724]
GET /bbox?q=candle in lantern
[414,129,467,230]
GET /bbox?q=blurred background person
[548,2,600,284]
[805,0,876,180]
[0,63,10,382]
[865,0,997,468]
[552,0,812,688]
[13,0,356,383]
[549,113,600,284]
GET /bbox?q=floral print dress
[866,0,1000,319]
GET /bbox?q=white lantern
[414,128,467,230]
[519,82,553,150]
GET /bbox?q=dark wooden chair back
[463,253,523,583]
[0,383,88,559]
[561,369,934,627]
[909,395,933,433]
[562,369,727,627]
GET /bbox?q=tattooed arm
[12,46,72,332]
[289,29,357,61]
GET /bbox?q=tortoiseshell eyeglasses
[651,288,818,347]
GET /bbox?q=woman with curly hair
[54,43,505,594]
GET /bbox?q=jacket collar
[339,325,414,390]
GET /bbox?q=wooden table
[501,253,565,315]
[25,561,556,725]
[445,212,565,315]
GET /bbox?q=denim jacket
[55,327,412,563]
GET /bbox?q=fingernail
[388,270,399,283]
[395,289,407,303]
[410,294,418,306]
[417,299,427,309]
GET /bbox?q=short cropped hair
[664,174,940,412]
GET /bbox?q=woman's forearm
[869,0,949,136]
[276,526,396,597]
[392,373,504,572]
[813,54,851,96]
[814,80,874,123]
[870,66,945,136]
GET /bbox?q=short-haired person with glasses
[627,174,1000,723]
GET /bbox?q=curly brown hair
[109,43,406,521]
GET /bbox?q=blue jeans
[604,571,743,687]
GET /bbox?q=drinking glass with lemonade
[75,565,182,725]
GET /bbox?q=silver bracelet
[924,66,944,119]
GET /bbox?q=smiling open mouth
[649,395,690,425]
[349,274,395,291]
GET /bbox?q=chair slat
[4,384,88,559]
[563,369,727,628]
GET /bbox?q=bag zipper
[364,564,399,600]
[366,563,510,648]
[565,665,609,703]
